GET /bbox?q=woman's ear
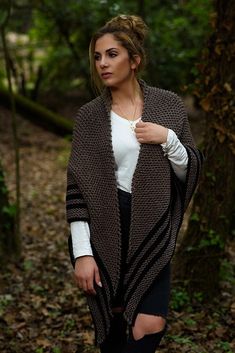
[131,55,141,70]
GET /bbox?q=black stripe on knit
[126,203,171,271]
[67,184,80,191]
[185,145,201,195]
[66,203,87,210]
[91,242,114,298]
[95,274,111,327]
[67,216,90,223]
[90,294,107,346]
[68,232,76,268]
[189,146,201,179]
[66,193,84,201]
[89,304,99,346]
[124,216,171,293]
[96,290,110,336]
[125,229,172,305]
[182,145,192,198]
[171,169,185,213]
[198,149,204,164]
[169,174,185,240]
[89,246,114,341]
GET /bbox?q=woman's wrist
[161,127,168,144]
[156,125,168,144]
[75,255,93,261]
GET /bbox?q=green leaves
[0,0,213,96]
[0,294,13,316]
[171,287,190,311]
[199,228,224,249]
[2,203,17,217]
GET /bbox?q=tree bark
[0,160,19,264]
[174,0,235,299]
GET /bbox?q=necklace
[114,97,139,132]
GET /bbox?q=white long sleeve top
[70,110,188,259]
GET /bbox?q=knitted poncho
[66,80,202,345]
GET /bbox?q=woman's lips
[101,72,112,79]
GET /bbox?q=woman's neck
[110,78,143,105]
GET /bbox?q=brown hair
[89,14,149,94]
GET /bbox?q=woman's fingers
[82,279,88,293]
[94,267,102,288]
[76,275,93,294]
[74,256,102,295]
[86,267,102,295]
[135,120,145,127]
[135,121,168,144]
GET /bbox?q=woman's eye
[94,55,100,61]
[109,52,117,58]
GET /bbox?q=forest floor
[0,105,234,353]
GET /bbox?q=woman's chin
[101,78,115,87]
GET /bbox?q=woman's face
[94,33,138,88]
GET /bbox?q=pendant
[129,121,135,132]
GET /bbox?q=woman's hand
[135,120,168,144]
[74,256,102,295]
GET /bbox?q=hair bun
[106,14,148,44]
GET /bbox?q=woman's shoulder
[148,84,184,106]
[143,83,187,129]
[76,95,103,116]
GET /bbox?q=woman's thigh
[137,262,171,318]
[131,263,171,339]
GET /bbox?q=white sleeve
[161,129,188,182]
[70,221,93,258]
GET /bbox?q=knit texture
[65,80,203,345]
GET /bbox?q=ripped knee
[131,313,166,341]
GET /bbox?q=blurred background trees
[0,0,212,105]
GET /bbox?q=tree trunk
[0,87,73,136]
[0,160,19,264]
[174,0,235,299]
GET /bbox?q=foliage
[219,259,235,286]
[0,294,13,316]
[171,286,204,311]
[144,0,213,90]
[171,287,190,311]
[0,0,212,99]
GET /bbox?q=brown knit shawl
[66,80,202,345]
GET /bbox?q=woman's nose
[100,56,108,68]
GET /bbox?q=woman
[66,15,202,353]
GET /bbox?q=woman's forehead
[95,33,122,52]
